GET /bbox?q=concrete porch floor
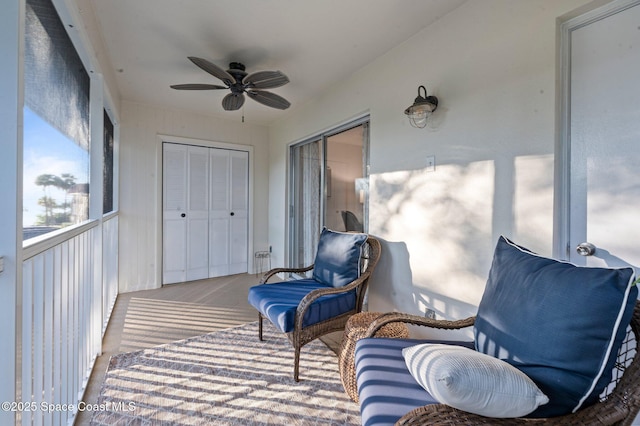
[76,273,343,425]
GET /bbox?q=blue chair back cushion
[247,279,356,333]
[312,228,368,288]
[474,236,637,417]
[355,337,474,426]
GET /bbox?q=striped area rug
[90,321,360,425]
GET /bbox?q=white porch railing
[21,215,118,425]
[102,216,119,335]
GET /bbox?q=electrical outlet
[426,155,435,172]
[424,308,436,320]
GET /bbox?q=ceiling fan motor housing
[227,62,248,93]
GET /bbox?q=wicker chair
[249,233,381,381]
[362,300,640,425]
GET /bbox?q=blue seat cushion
[312,228,368,288]
[247,278,357,333]
[474,236,638,417]
[355,337,474,426]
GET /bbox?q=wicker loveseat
[354,236,640,425]
[357,303,640,425]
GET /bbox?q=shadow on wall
[369,237,479,324]
[594,248,640,272]
[368,239,413,313]
[367,154,556,316]
[368,236,479,341]
[370,164,495,297]
[371,154,555,256]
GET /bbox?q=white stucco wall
[268,0,592,333]
[118,100,270,292]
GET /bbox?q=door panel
[209,149,249,277]
[187,217,209,280]
[290,140,321,268]
[229,151,249,273]
[186,146,209,280]
[163,218,186,283]
[209,218,230,277]
[209,149,230,277]
[325,125,366,233]
[229,216,248,274]
[567,2,640,272]
[163,144,188,284]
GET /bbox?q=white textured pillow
[402,344,549,418]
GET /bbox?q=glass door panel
[290,140,321,269]
[325,124,367,233]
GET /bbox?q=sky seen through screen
[23,106,90,227]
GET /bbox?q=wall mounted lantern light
[404,85,438,128]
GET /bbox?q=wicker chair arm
[395,395,630,426]
[364,311,475,339]
[259,265,314,284]
[294,272,371,331]
[396,404,532,425]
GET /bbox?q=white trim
[0,0,23,420]
[90,73,105,220]
[287,110,370,148]
[52,0,99,75]
[155,134,255,282]
[554,0,640,260]
[23,220,100,260]
[112,117,121,213]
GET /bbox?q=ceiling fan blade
[170,83,227,90]
[247,90,291,110]
[188,56,234,84]
[243,71,289,89]
[222,93,245,111]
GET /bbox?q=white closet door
[186,146,210,281]
[229,151,249,274]
[209,149,249,277]
[163,144,188,284]
[209,149,231,277]
[164,143,249,283]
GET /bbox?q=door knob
[576,242,596,256]
[181,213,186,218]
[230,212,235,216]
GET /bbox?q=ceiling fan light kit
[171,57,291,111]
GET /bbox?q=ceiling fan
[171,57,291,111]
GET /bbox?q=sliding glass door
[289,118,369,268]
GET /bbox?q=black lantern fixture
[404,85,438,128]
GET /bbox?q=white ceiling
[88,0,467,125]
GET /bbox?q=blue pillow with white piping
[474,236,637,417]
[312,228,367,288]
